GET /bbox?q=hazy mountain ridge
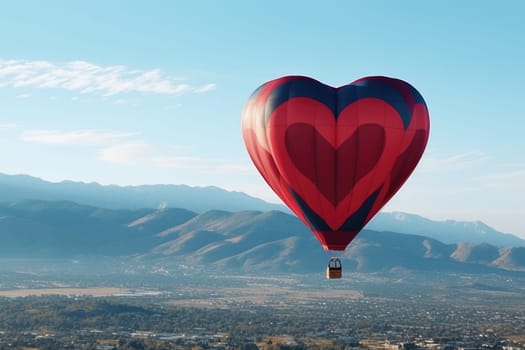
[0,200,155,257]
[2,172,523,248]
[368,211,525,247]
[1,199,525,274]
[0,173,286,213]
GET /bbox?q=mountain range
[0,173,285,213]
[1,198,525,274]
[368,211,525,247]
[1,172,525,274]
[1,172,523,248]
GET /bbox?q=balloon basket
[326,257,342,279]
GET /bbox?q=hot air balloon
[241,76,430,278]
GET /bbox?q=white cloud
[419,151,490,173]
[98,141,250,173]
[193,83,216,93]
[480,169,525,181]
[0,59,215,97]
[20,129,139,145]
[214,163,254,173]
[98,142,153,165]
[0,123,17,129]
[16,93,32,99]
[476,169,525,189]
[98,142,211,169]
[18,126,247,174]
[113,98,128,105]
[164,103,183,110]
[151,154,208,168]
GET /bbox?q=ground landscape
[1,175,525,349]
[1,256,525,350]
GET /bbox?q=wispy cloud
[16,93,32,99]
[477,169,525,189]
[0,123,17,130]
[151,155,210,168]
[97,142,153,165]
[0,59,216,96]
[19,127,245,172]
[419,151,490,173]
[21,129,139,145]
[193,83,216,93]
[214,163,254,173]
[113,98,128,105]
[98,142,249,173]
[98,142,209,168]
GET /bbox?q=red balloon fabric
[241,76,430,251]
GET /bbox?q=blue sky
[0,1,524,238]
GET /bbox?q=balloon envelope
[242,76,430,251]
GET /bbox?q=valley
[1,263,525,349]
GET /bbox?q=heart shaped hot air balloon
[241,76,430,254]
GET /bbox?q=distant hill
[0,173,286,213]
[2,172,524,249]
[150,210,324,272]
[367,211,525,248]
[0,199,188,257]
[1,199,525,274]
